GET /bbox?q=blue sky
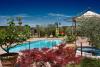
[0,0,100,26]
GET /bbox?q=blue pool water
[77,47,100,56]
[9,40,62,52]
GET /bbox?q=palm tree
[55,22,61,28]
[16,16,23,34]
[36,25,41,37]
[7,17,15,25]
[16,16,22,26]
[55,22,61,37]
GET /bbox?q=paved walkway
[76,37,90,47]
[0,62,1,67]
[0,48,6,67]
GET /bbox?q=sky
[0,0,100,27]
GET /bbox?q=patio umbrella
[75,11,100,22]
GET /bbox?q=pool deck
[26,37,63,41]
[76,37,91,47]
[0,48,6,67]
[26,37,91,47]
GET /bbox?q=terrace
[0,11,100,67]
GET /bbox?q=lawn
[67,64,80,67]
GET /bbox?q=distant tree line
[31,23,73,37]
[0,17,73,38]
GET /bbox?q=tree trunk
[0,45,8,53]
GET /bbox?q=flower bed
[16,44,82,67]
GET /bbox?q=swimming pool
[9,40,62,52]
[77,47,100,56]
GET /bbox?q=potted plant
[0,18,26,67]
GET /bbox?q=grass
[67,64,81,67]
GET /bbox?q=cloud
[0,13,32,18]
[48,13,72,17]
[0,16,9,18]
[13,14,32,17]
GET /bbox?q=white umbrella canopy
[75,11,100,22]
[79,11,100,17]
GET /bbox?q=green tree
[46,24,56,36]
[0,17,26,53]
[0,29,7,52]
[23,25,31,38]
[77,17,100,48]
[39,25,46,37]
[65,26,73,35]
[7,17,16,35]
[36,25,41,37]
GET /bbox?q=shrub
[64,35,76,43]
[16,44,82,67]
[80,57,100,67]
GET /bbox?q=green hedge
[80,57,100,67]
